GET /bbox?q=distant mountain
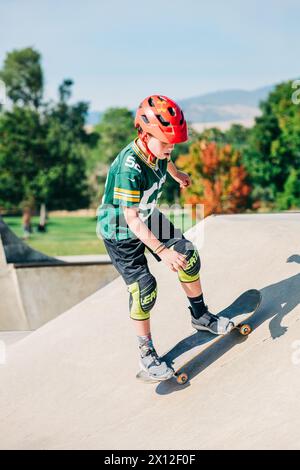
[87,84,275,127]
[178,85,274,107]
[178,85,274,123]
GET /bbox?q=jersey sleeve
[113,171,142,207]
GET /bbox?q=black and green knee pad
[171,239,200,283]
[128,273,157,321]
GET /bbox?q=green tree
[0,106,47,211]
[0,47,43,109]
[43,79,97,209]
[88,108,136,206]
[92,107,136,166]
[196,127,226,145]
[276,169,300,210]
[0,58,96,212]
[243,80,300,209]
[224,124,251,151]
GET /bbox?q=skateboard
[136,289,262,385]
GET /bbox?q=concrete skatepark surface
[0,217,118,330]
[0,216,61,265]
[0,213,300,449]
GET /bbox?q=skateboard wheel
[239,324,252,336]
[176,372,188,385]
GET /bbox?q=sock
[188,294,207,319]
[137,334,153,356]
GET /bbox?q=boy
[98,95,232,381]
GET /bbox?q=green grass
[3,212,195,257]
[3,216,106,256]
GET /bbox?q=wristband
[153,242,164,254]
[156,244,166,255]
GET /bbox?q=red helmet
[135,95,188,144]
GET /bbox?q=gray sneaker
[190,307,234,335]
[139,344,174,381]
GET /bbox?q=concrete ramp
[0,213,300,449]
[0,217,117,330]
[0,216,60,265]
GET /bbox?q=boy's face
[147,135,175,160]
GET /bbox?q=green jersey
[97,138,168,240]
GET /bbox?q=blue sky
[0,0,299,111]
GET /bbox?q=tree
[276,169,300,210]
[176,140,251,217]
[43,79,97,209]
[0,106,47,211]
[0,47,43,109]
[91,108,136,166]
[196,127,226,145]
[0,66,97,211]
[88,108,136,206]
[243,80,300,209]
[224,124,251,151]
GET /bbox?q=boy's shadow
[156,254,300,395]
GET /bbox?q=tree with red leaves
[176,140,251,217]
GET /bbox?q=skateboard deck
[136,289,262,385]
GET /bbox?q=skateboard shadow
[156,254,300,395]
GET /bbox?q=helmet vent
[180,111,184,125]
[156,114,170,127]
[141,114,150,124]
[168,107,176,116]
[148,97,155,107]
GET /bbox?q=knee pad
[171,239,201,283]
[128,273,157,321]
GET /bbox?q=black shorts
[103,209,185,285]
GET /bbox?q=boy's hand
[158,247,188,272]
[173,171,191,188]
